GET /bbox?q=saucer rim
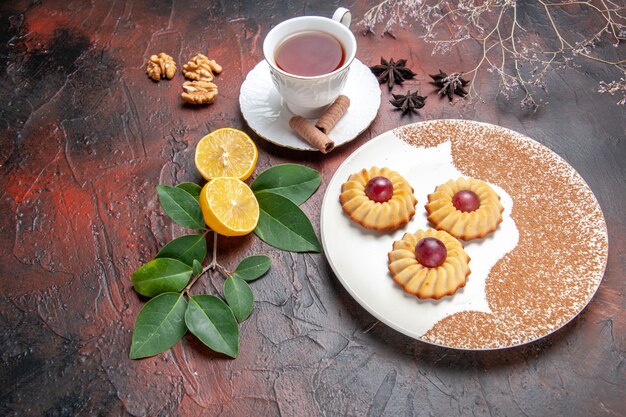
[239,58,381,152]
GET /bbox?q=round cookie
[388,228,471,300]
[339,167,417,231]
[425,177,504,240]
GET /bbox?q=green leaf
[233,255,271,282]
[224,277,254,322]
[156,185,205,230]
[251,164,321,205]
[132,258,193,297]
[177,182,202,200]
[192,259,203,277]
[254,192,321,252]
[185,295,239,358]
[156,234,207,267]
[129,293,187,359]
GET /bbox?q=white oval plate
[239,59,381,151]
[321,120,608,350]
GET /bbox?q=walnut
[146,52,177,81]
[182,54,222,82]
[181,81,218,104]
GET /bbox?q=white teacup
[263,8,356,119]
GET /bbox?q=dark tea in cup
[275,31,345,77]
[262,8,356,118]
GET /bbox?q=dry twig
[361,0,626,108]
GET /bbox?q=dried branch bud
[598,78,626,105]
[181,81,218,104]
[183,54,222,82]
[146,52,176,81]
[360,0,626,108]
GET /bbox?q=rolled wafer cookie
[315,95,350,134]
[289,116,335,153]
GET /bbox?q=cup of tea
[263,8,356,118]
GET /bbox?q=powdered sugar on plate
[395,120,608,349]
[321,120,608,350]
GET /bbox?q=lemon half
[194,128,258,181]
[199,177,259,236]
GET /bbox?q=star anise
[370,57,416,89]
[429,70,470,101]
[390,90,427,114]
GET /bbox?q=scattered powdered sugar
[394,120,608,349]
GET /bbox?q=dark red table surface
[1,1,624,416]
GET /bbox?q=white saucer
[239,59,381,151]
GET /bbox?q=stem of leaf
[209,232,218,269]
[214,263,232,278]
[183,230,222,297]
[184,265,211,296]
[184,232,219,297]
[207,232,230,277]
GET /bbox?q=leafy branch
[361,0,626,108]
[129,164,322,359]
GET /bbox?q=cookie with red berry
[426,177,504,241]
[388,228,470,300]
[339,167,417,231]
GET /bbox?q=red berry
[364,176,393,203]
[415,237,447,268]
[452,190,480,212]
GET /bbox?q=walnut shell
[182,54,222,82]
[146,52,176,81]
[181,81,218,104]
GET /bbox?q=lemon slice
[199,177,260,236]
[194,128,258,181]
